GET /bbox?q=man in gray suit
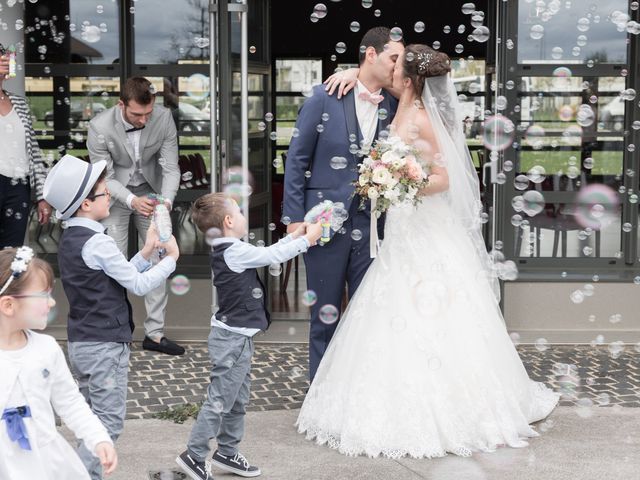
[87,76,184,355]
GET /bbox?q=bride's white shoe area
[297,196,560,459]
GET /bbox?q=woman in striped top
[0,45,51,248]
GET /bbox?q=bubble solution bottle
[149,194,172,262]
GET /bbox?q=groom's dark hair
[359,27,397,65]
[120,76,155,105]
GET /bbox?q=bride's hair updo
[403,44,451,96]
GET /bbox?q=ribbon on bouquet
[2,405,32,450]
[370,198,378,258]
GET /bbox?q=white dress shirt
[211,234,310,336]
[120,108,147,209]
[0,107,28,178]
[65,217,176,296]
[354,80,382,148]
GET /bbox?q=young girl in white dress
[0,246,118,479]
[297,45,559,459]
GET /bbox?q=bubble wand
[304,200,335,243]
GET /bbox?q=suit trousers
[187,327,253,461]
[101,183,169,339]
[68,341,130,480]
[304,207,375,382]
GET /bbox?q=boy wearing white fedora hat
[43,154,180,480]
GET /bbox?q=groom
[283,27,404,381]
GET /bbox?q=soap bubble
[530,24,544,40]
[574,184,619,230]
[301,290,318,307]
[185,73,209,101]
[205,228,222,245]
[351,229,362,241]
[534,338,549,352]
[389,27,403,42]
[319,304,339,324]
[170,275,191,295]
[268,263,282,276]
[414,21,425,33]
[313,3,327,18]
[81,25,101,43]
[462,3,475,15]
[522,190,545,216]
[481,115,515,151]
[330,156,348,169]
[251,287,263,299]
[471,26,490,42]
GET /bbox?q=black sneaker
[211,450,261,477]
[175,450,213,480]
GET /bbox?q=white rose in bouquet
[383,188,400,202]
[358,174,369,186]
[367,187,379,199]
[391,156,406,169]
[380,150,400,165]
[372,166,392,185]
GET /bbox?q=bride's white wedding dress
[296,194,559,458]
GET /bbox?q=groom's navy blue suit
[283,84,397,381]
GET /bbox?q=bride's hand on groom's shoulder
[324,68,359,99]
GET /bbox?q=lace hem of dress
[297,381,559,460]
[297,423,474,460]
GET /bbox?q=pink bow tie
[358,91,384,105]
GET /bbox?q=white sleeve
[81,234,175,296]
[224,236,310,273]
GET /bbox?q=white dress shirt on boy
[64,217,176,295]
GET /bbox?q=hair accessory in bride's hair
[417,52,434,74]
[0,246,35,296]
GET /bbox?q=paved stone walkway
[61,342,640,419]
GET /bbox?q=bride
[296,44,559,459]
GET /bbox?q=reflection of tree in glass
[585,50,608,64]
[162,0,209,63]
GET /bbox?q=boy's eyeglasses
[11,289,54,300]
[87,190,111,201]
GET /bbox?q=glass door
[212,0,272,301]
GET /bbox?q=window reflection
[517,0,627,64]
[135,0,210,64]
[25,0,120,64]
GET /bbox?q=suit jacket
[282,85,397,222]
[86,104,180,205]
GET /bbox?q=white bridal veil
[421,74,500,302]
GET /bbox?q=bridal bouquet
[353,136,430,216]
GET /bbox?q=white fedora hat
[43,155,107,220]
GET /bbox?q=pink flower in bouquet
[404,156,425,181]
